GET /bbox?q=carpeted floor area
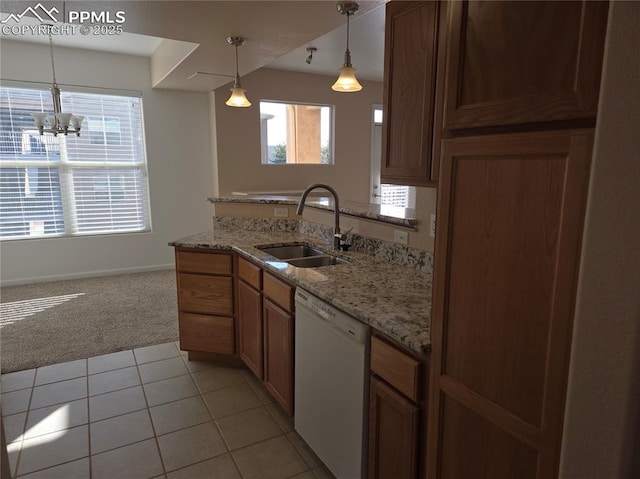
[0,270,178,373]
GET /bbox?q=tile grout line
[134,343,178,477]
[179,352,247,478]
[10,369,35,478]
[85,358,93,479]
[16,358,91,479]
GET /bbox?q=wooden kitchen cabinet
[442,0,609,130]
[427,130,594,479]
[237,258,296,416]
[175,248,235,355]
[369,335,424,479]
[238,278,264,379]
[369,376,419,479]
[381,1,440,186]
[263,298,294,416]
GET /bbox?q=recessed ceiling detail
[1,1,385,92]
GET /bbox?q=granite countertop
[170,226,431,354]
[208,196,419,230]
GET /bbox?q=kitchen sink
[286,256,349,268]
[256,243,349,268]
[257,244,326,260]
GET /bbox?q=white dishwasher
[294,288,370,479]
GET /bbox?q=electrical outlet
[394,230,408,245]
[429,214,436,238]
[274,208,289,218]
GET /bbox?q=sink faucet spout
[297,183,342,249]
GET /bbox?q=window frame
[0,81,152,241]
[259,99,335,165]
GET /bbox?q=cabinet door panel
[263,299,294,416]
[238,280,263,379]
[443,0,608,129]
[177,273,233,315]
[368,376,418,479]
[428,130,594,478]
[381,1,439,186]
[179,313,234,354]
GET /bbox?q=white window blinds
[0,86,150,240]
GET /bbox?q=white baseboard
[0,264,175,287]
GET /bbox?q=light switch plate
[429,214,436,238]
[274,208,289,217]
[394,230,408,245]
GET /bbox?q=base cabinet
[369,376,419,479]
[369,336,424,479]
[263,298,294,416]
[238,279,264,379]
[237,257,295,416]
[175,248,235,355]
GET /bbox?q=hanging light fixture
[332,2,363,93]
[31,25,84,136]
[225,36,251,108]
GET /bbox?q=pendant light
[332,2,363,93]
[31,26,84,136]
[225,36,251,108]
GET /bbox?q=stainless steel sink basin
[286,256,349,268]
[257,244,326,260]
[256,243,349,268]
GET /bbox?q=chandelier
[31,26,84,136]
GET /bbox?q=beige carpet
[0,270,179,373]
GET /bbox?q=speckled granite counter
[170,225,431,354]
[208,196,419,230]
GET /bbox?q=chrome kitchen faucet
[297,183,344,249]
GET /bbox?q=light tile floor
[1,341,336,479]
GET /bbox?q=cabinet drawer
[371,336,420,401]
[178,273,233,315]
[179,313,234,354]
[176,250,232,275]
[263,272,294,313]
[238,257,262,290]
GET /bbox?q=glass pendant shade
[332,65,363,92]
[332,2,362,93]
[226,86,251,107]
[31,113,47,127]
[70,116,85,129]
[225,37,251,108]
[56,113,73,128]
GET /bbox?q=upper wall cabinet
[381,1,440,187]
[443,1,609,130]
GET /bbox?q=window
[260,101,333,165]
[87,116,121,145]
[0,86,150,240]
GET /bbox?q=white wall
[560,1,640,478]
[0,40,213,285]
[214,68,383,203]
